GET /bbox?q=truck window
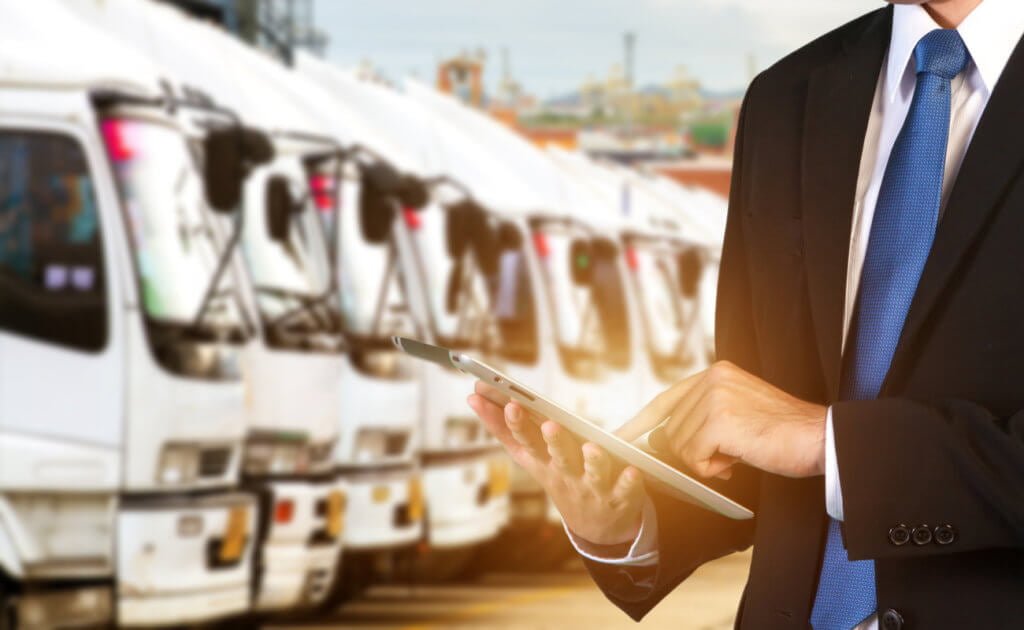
[0,131,106,352]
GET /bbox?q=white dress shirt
[568,1,1024,628]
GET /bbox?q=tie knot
[914,29,970,80]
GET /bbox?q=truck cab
[159,13,349,613]
[546,149,708,409]
[403,84,627,539]
[58,0,351,612]
[291,65,512,576]
[0,2,267,626]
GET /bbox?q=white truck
[404,84,625,554]
[0,1,270,627]
[59,0,350,612]
[547,149,712,407]
[291,61,512,578]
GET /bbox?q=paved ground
[279,551,751,629]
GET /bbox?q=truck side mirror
[359,161,401,243]
[469,210,499,275]
[203,127,273,213]
[569,239,594,285]
[445,200,475,260]
[497,222,523,251]
[398,174,429,210]
[266,176,295,242]
[591,236,619,261]
[677,248,703,298]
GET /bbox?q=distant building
[577,64,703,128]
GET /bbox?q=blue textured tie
[810,30,969,630]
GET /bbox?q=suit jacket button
[881,608,904,630]
[934,524,956,545]
[888,524,911,546]
[911,525,932,545]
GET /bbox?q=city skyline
[320,0,881,98]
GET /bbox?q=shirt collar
[886,0,1024,102]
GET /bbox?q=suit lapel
[801,8,892,400]
[886,34,1024,387]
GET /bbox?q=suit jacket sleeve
[580,75,766,622]
[833,397,1024,559]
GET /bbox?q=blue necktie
[810,29,969,630]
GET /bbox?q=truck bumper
[341,465,423,550]
[116,492,256,627]
[421,451,509,549]
[254,479,345,612]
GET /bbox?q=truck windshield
[244,167,341,351]
[326,174,416,377]
[532,222,605,379]
[627,241,695,381]
[102,118,247,333]
[407,204,498,352]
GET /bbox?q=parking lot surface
[276,551,751,629]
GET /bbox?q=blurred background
[0,1,875,628]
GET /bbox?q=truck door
[0,122,124,449]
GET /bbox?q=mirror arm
[426,175,472,200]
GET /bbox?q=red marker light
[309,174,336,212]
[274,499,295,524]
[100,119,134,162]
[403,208,422,230]
[532,232,550,259]
[625,246,639,271]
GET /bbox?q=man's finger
[680,419,732,478]
[505,402,548,458]
[609,466,645,509]
[664,378,715,456]
[475,380,510,407]
[468,394,521,454]
[615,370,708,442]
[581,442,611,491]
[541,421,583,475]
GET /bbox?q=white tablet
[392,336,754,521]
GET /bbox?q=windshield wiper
[192,212,253,337]
[256,285,343,337]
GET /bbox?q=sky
[319,0,882,99]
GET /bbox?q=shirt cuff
[825,406,845,521]
[563,496,660,566]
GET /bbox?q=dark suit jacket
[583,6,1024,629]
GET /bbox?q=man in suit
[468,0,1024,627]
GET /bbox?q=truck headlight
[157,444,200,485]
[308,440,336,471]
[354,430,386,463]
[444,417,481,448]
[243,441,305,476]
[353,429,409,463]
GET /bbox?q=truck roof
[295,51,432,177]
[61,0,331,141]
[0,0,161,97]
[404,79,569,215]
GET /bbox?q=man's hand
[621,361,827,480]
[467,381,645,546]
